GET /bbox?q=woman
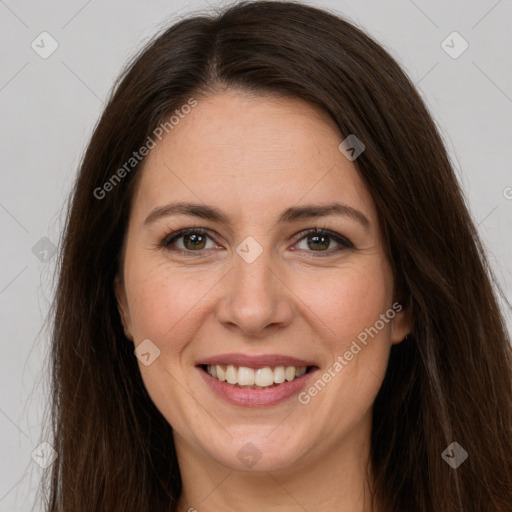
[41,1,512,510]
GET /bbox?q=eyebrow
[144,201,370,229]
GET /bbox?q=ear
[390,300,411,345]
[114,274,133,341]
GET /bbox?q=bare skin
[115,90,410,512]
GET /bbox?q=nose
[215,245,294,338]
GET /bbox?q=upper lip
[196,353,318,369]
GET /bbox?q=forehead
[130,91,377,227]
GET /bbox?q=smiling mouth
[200,364,316,389]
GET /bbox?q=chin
[202,427,310,472]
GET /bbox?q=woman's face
[116,91,409,473]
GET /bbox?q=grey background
[1,0,511,510]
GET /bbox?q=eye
[293,227,353,256]
[161,228,219,255]
[161,226,353,257]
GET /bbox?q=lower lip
[197,366,318,407]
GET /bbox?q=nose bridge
[233,239,279,309]
[235,244,275,293]
[216,237,293,335]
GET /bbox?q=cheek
[293,267,394,434]
[123,264,212,425]
[125,258,220,339]
[292,262,393,344]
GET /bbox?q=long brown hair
[40,1,512,510]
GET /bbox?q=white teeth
[225,365,238,384]
[274,366,286,383]
[238,366,255,386]
[285,366,296,381]
[216,365,226,382]
[255,367,274,387]
[206,364,309,388]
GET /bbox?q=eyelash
[160,227,354,257]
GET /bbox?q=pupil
[308,234,329,251]
[185,233,205,250]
